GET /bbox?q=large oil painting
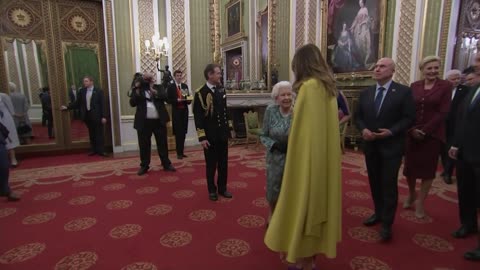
[322,0,386,77]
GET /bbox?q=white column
[21,43,31,97]
[166,0,173,69]
[132,0,141,71]
[392,0,402,64]
[445,0,460,73]
[153,0,161,81]
[13,40,25,93]
[410,0,426,82]
[185,0,192,87]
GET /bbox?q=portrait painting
[322,0,386,76]
[226,0,242,38]
[462,0,480,31]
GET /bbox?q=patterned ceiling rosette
[54,251,98,270]
[121,262,158,270]
[159,231,192,248]
[216,239,250,257]
[348,227,382,243]
[64,217,97,232]
[58,5,98,41]
[350,256,392,270]
[109,224,142,239]
[412,234,454,252]
[69,14,88,33]
[0,242,46,264]
[145,204,173,216]
[22,212,56,225]
[189,209,216,222]
[237,215,265,228]
[8,7,33,28]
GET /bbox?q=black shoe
[380,226,392,241]
[464,248,480,261]
[137,167,149,176]
[182,154,188,158]
[452,226,478,238]
[209,193,218,201]
[164,165,176,172]
[97,152,108,157]
[0,192,20,202]
[177,155,183,160]
[363,214,381,226]
[219,191,233,198]
[88,152,96,156]
[443,175,453,185]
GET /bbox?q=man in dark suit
[40,87,54,139]
[449,53,480,261]
[355,58,416,241]
[0,122,19,201]
[130,73,176,176]
[167,70,191,159]
[193,64,232,201]
[441,70,469,184]
[61,76,107,156]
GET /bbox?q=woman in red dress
[403,56,451,218]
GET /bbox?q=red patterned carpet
[1,147,479,270]
[31,120,89,144]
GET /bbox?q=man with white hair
[442,70,469,184]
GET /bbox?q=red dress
[403,79,452,179]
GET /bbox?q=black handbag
[17,121,32,135]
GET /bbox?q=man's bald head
[373,58,395,84]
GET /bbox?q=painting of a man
[326,0,384,74]
[227,1,241,37]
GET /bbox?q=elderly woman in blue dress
[261,81,294,224]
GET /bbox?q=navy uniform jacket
[192,84,229,142]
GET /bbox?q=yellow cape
[264,78,342,262]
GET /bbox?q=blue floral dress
[260,105,292,203]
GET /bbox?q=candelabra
[144,32,169,72]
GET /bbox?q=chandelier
[144,32,169,71]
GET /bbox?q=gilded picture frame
[321,0,387,79]
[225,0,244,43]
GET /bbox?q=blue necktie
[374,87,386,115]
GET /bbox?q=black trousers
[456,160,480,229]
[203,139,228,194]
[0,143,10,195]
[137,119,172,168]
[85,111,104,154]
[46,110,53,138]
[365,153,402,227]
[441,139,456,177]
[172,108,188,156]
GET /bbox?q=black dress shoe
[176,155,183,160]
[164,165,176,172]
[464,248,480,261]
[137,167,149,176]
[363,214,381,226]
[452,226,478,238]
[88,152,96,156]
[443,175,453,185]
[380,227,392,241]
[209,193,218,201]
[219,191,233,198]
[0,192,20,202]
[182,154,188,158]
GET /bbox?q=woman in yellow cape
[264,44,342,270]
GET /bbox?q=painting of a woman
[332,22,356,72]
[350,0,372,68]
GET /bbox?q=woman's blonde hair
[291,44,337,97]
[419,56,441,70]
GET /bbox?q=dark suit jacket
[167,83,190,113]
[446,84,469,139]
[68,89,77,104]
[67,87,105,123]
[130,84,170,130]
[355,81,416,158]
[192,84,229,142]
[453,85,480,164]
